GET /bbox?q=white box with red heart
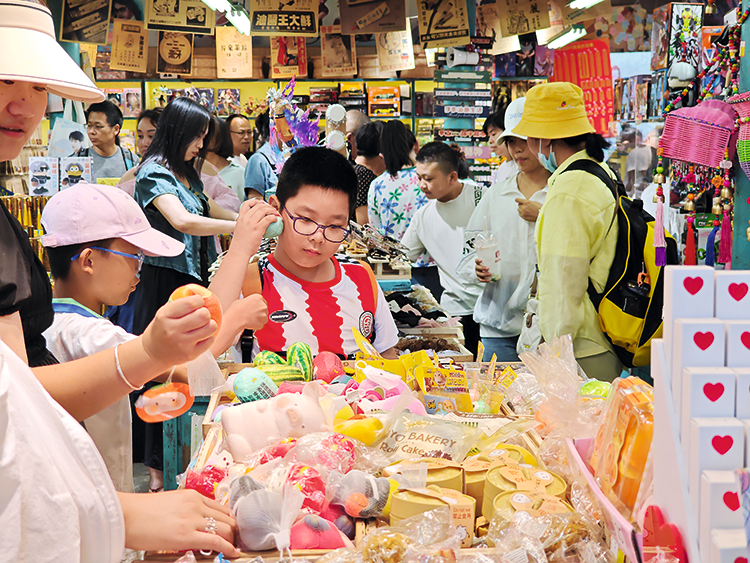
[715,271,750,321]
[699,470,744,563]
[672,319,727,430]
[664,266,715,359]
[725,321,750,368]
[681,368,736,460]
[735,370,750,420]
[709,529,747,563]
[689,417,745,511]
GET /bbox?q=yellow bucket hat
[512,82,595,139]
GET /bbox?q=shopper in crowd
[403,142,484,356]
[78,99,138,181]
[483,109,518,186]
[513,82,622,381]
[197,116,242,214]
[240,146,399,359]
[201,115,246,204]
[355,121,385,177]
[462,97,549,362]
[0,1,243,558]
[226,112,252,167]
[42,183,188,494]
[244,109,278,200]
[118,108,162,196]
[369,120,441,296]
[346,109,376,224]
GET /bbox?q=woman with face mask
[512,82,623,382]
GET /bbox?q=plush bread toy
[221,381,328,461]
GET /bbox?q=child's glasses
[283,207,350,243]
[71,246,145,272]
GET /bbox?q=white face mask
[537,139,558,174]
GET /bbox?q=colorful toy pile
[174,334,669,562]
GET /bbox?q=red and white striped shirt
[251,254,399,358]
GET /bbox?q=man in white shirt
[402,142,485,356]
[226,113,252,168]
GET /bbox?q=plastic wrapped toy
[329,470,394,518]
[184,465,228,500]
[293,433,358,474]
[287,463,328,514]
[221,381,328,461]
[290,514,351,550]
[314,351,346,383]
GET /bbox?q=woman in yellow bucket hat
[512,82,623,381]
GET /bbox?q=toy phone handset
[263,216,284,239]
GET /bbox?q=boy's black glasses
[71,246,145,272]
[282,207,350,243]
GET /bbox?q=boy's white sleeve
[372,286,400,353]
[44,315,136,363]
[401,211,426,263]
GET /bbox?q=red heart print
[735,558,747,563]
[729,283,749,302]
[703,382,725,402]
[693,332,715,351]
[643,505,687,563]
[724,491,740,511]
[741,332,750,350]
[712,435,734,455]
[683,276,704,295]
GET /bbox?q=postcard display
[651,265,750,563]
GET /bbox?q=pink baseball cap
[41,183,185,257]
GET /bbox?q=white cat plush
[221,381,329,461]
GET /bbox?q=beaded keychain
[653,6,750,266]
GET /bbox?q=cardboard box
[672,319,726,424]
[715,271,750,320]
[689,417,745,511]
[725,321,750,367]
[735,370,750,420]
[681,368,736,460]
[710,529,747,563]
[699,471,744,563]
[663,266,715,359]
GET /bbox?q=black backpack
[562,160,679,368]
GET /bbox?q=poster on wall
[477,4,521,54]
[376,30,415,72]
[495,0,551,38]
[104,87,142,117]
[416,0,470,48]
[339,0,407,34]
[59,0,112,44]
[321,25,357,77]
[156,31,194,74]
[271,37,308,79]
[551,39,613,134]
[110,20,148,72]
[111,0,145,20]
[215,26,253,79]
[250,0,319,37]
[146,0,215,34]
[217,89,241,116]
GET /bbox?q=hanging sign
[376,30,415,72]
[416,0,470,48]
[110,20,148,72]
[339,0,406,34]
[551,39,613,134]
[434,70,492,82]
[156,31,194,75]
[250,0,319,37]
[271,37,308,79]
[215,26,253,78]
[321,25,357,77]
[434,89,493,101]
[494,0,551,38]
[435,129,489,143]
[59,0,111,45]
[433,103,491,118]
[146,0,214,34]
[477,4,521,54]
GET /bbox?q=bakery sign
[435,129,489,143]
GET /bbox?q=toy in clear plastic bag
[328,469,395,518]
[184,465,228,500]
[361,529,415,563]
[287,463,328,514]
[376,412,481,462]
[173,551,197,563]
[230,476,305,553]
[292,433,358,474]
[398,507,463,563]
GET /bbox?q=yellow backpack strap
[357,259,380,313]
[242,257,263,297]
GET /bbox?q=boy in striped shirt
[242,147,399,359]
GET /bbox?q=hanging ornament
[705,0,717,15]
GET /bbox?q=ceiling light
[226,4,251,35]
[547,24,586,49]
[568,0,605,10]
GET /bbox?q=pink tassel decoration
[654,186,667,266]
[719,208,733,264]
